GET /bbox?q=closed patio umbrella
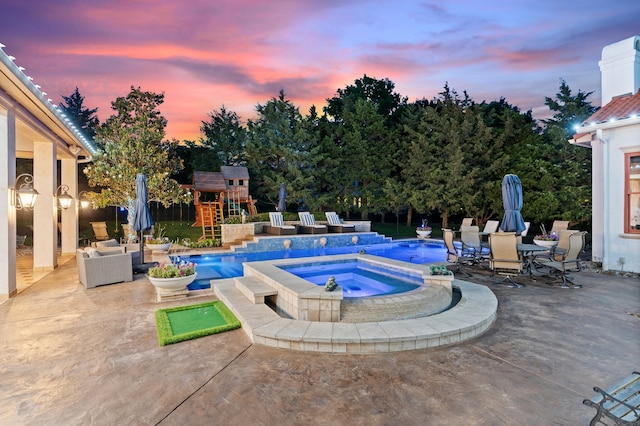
[132,173,154,264]
[500,174,526,235]
[277,183,286,212]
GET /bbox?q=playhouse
[190,167,257,239]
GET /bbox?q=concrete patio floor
[1,256,638,425]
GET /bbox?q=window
[228,180,234,186]
[626,152,640,233]
[238,179,244,186]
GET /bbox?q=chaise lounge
[325,212,355,233]
[264,212,297,235]
[298,212,327,234]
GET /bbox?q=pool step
[214,279,280,337]
[235,276,278,304]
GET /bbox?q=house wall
[602,125,640,272]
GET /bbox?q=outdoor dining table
[517,243,551,277]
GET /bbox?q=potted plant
[416,219,432,238]
[147,261,197,291]
[533,225,559,247]
[146,225,172,252]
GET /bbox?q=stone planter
[146,242,172,252]
[533,239,558,248]
[148,273,197,291]
[416,230,432,238]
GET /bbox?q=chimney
[599,35,640,105]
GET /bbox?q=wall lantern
[15,173,39,210]
[78,191,91,209]
[56,185,74,210]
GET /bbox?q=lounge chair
[443,229,474,277]
[461,217,473,226]
[521,222,531,237]
[489,232,524,288]
[121,224,139,243]
[538,231,586,288]
[264,212,296,235]
[90,221,110,241]
[298,212,327,234]
[325,212,355,233]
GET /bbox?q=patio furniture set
[443,219,587,288]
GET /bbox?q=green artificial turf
[155,301,241,346]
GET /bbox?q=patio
[0,255,638,425]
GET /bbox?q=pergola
[0,44,97,300]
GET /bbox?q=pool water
[280,260,422,297]
[179,239,446,290]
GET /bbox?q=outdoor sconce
[56,185,74,210]
[78,191,91,209]
[14,173,39,210]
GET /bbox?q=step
[235,276,278,304]
[214,279,280,337]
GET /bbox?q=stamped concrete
[0,257,638,425]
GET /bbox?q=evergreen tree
[199,105,247,166]
[59,87,100,139]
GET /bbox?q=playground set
[188,167,257,240]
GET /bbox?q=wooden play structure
[189,167,257,240]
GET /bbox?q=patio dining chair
[460,225,489,263]
[550,220,570,235]
[537,231,586,288]
[443,229,474,277]
[489,232,524,288]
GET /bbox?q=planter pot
[146,242,172,252]
[533,239,558,248]
[148,273,197,291]
[416,230,432,238]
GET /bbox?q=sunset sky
[1,1,638,141]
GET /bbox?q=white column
[591,137,605,266]
[33,140,57,270]
[0,107,17,299]
[60,157,78,254]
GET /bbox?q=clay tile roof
[583,90,640,125]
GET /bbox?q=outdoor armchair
[76,247,133,288]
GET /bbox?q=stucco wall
[602,125,640,272]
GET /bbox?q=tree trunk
[441,212,449,229]
[406,206,413,227]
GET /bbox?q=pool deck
[2,253,639,424]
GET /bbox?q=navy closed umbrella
[500,174,526,235]
[132,174,154,264]
[277,183,286,212]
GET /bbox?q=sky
[1,0,638,141]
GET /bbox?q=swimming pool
[280,259,423,297]
[176,239,447,290]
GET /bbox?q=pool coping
[213,275,498,354]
